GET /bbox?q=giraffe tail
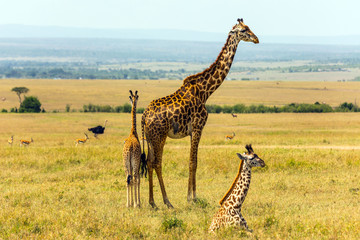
[140,118,147,178]
[127,175,132,185]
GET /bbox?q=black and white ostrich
[88,120,108,138]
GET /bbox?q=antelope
[75,133,89,146]
[8,135,14,145]
[225,132,236,140]
[20,138,33,147]
[231,113,238,118]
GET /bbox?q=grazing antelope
[20,138,33,147]
[8,135,14,145]
[75,133,89,146]
[225,132,236,140]
[1,97,6,101]
[231,113,238,118]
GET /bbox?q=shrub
[65,104,71,112]
[161,215,185,232]
[19,96,42,113]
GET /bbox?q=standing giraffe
[123,90,143,208]
[209,145,265,233]
[141,18,259,208]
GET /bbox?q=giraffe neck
[231,164,251,209]
[131,103,138,137]
[219,160,252,209]
[193,33,240,102]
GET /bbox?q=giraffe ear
[236,153,247,160]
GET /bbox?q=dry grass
[1,79,360,112]
[1,111,360,239]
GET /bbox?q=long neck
[195,33,240,102]
[219,160,252,208]
[131,102,137,137]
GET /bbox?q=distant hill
[1,24,360,45]
[0,38,359,63]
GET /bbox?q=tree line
[206,102,359,113]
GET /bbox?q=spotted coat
[141,19,259,208]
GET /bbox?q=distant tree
[11,87,29,107]
[19,96,42,113]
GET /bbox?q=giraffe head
[230,18,259,44]
[129,90,139,105]
[236,144,265,168]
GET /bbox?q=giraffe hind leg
[152,139,173,208]
[147,144,157,208]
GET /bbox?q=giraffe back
[219,159,244,206]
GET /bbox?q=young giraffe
[20,138,33,147]
[75,133,89,146]
[123,90,142,208]
[141,18,259,208]
[209,145,265,233]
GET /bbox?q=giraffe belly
[167,128,188,139]
[167,122,192,139]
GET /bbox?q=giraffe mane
[183,33,233,85]
[219,158,244,206]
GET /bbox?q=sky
[2,0,360,37]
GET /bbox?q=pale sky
[2,0,360,37]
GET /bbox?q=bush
[82,103,140,113]
[336,102,360,112]
[1,109,7,113]
[161,215,185,232]
[205,102,335,114]
[19,96,42,113]
[65,104,71,112]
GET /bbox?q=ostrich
[88,120,108,138]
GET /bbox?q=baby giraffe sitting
[209,144,265,233]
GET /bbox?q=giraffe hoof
[166,203,174,209]
[150,202,158,209]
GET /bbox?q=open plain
[0,79,360,239]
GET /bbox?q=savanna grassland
[1,79,360,111]
[1,79,360,239]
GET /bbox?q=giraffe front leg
[239,213,252,232]
[188,130,202,202]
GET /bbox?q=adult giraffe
[141,18,259,208]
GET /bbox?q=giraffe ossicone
[209,145,265,233]
[141,18,259,208]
